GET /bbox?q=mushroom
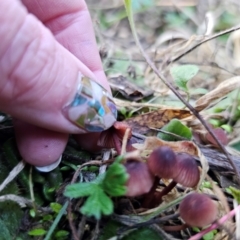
[174,152,200,188]
[147,146,178,179]
[124,160,155,197]
[97,121,135,154]
[179,193,218,227]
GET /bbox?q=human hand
[0,0,117,171]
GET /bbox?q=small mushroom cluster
[122,146,218,228]
[144,146,200,207]
[122,146,200,204]
[125,146,200,201]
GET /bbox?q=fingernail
[35,155,62,172]
[63,74,117,132]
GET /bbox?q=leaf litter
[2,0,240,239]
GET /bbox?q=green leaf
[132,0,154,12]
[54,230,69,239]
[50,202,62,214]
[170,65,199,92]
[64,182,99,198]
[29,209,36,218]
[42,214,53,222]
[80,187,113,219]
[64,160,127,219]
[157,118,192,141]
[123,227,162,240]
[0,218,11,240]
[0,201,24,238]
[28,228,46,236]
[190,87,208,95]
[102,161,128,197]
[201,181,212,189]
[99,220,163,240]
[228,186,240,204]
[203,230,217,240]
[221,124,232,133]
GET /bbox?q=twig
[168,24,240,64]
[149,127,189,141]
[124,2,240,185]
[121,128,131,155]
[0,194,51,213]
[109,58,237,75]
[0,160,25,193]
[120,213,179,232]
[0,194,33,208]
[29,166,37,213]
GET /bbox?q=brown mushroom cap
[125,160,154,197]
[179,193,218,227]
[147,146,178,179]
[174,153,200,187]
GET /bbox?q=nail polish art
[64,75,117,132]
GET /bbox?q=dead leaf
[206,175,231,218]
[109,75,153,101]
[124,109,191,135]
[195,76,240,111]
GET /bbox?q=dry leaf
[133,136,197,155]
[195,76,240,111]
[206,175,231,217]
[125,109,191,135]
[109,75,153,101]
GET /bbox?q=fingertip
[13,120,68,166]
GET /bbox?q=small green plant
[64,157,128,219]
[157,118,192,141]
[226,186,240,204]
[28,228,47,237]
[192,227,218,240]
[170,64,199,100]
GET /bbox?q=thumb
[0,0,116,133]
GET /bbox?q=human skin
[0,0,112,166]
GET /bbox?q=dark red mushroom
[124,160,155,197]
[179,193,218,227]
[205,128,228,148]
[97,121,135,154]
[143,146,178,207]
[174,153,200,188]
[145,151,200,208]
[147,146,178,179]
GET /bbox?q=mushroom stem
[142,177,160,208]
[156,181,177,199]
[162,223,188,231]
[113,134,122,154]
[149,180,177,207]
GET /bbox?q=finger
[22,0,110,92]
[20,0,115,156]
[13,119,68,167]
[0,0,116,133]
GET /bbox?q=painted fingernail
[35,155,62,172]
[63,74,117,132]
